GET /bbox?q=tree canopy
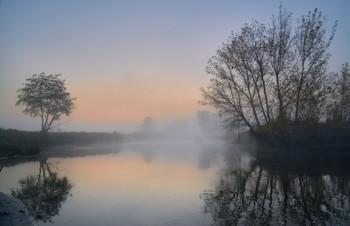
[16,73,76,133]
[200,6,339,134]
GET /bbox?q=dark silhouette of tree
[327,63,350,122]
[140,117,156,132]
[293,9,337,123]
[16,73,76,133]
[200,5,337,133]
[11,159,72,223]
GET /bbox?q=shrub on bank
[0,139,41,157]
[22,145,41,155]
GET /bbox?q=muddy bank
[0,192,33,225]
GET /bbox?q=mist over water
[2,138,349,225]
[0,141,232,225]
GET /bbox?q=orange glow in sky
[70,75,207,122]
[1,0,349,131]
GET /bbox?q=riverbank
[0,192,33,225]
[255,122,350,149]
[0,128,124,158]
[0,142,41,158]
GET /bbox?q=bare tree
[293,8,337,123]
[16,73,76,133]
[201,5,337,133]
[327,63,350,122]
[266,5,294,121]
[200,22,270,134]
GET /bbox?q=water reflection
[201,146,350,225]
[198,144,220,169]
[11,158,72,223]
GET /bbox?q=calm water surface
[1,141,350,225]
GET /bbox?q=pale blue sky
[0,0,349,132]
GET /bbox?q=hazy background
[1,0,349,132]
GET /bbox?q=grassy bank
[0,128,124,157]
[0,128,165,157]
[0,140,41,157]
[0,129,42,157]
[0,128,123,145]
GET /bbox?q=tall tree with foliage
[16,73,76,133]
[200,5,337,134]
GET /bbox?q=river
[0,141,349,225]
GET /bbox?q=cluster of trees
[201,6,349,135]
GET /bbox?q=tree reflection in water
[11,158,72,223]
[201,147,350,225]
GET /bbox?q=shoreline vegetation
[0,128,209,158]
[0,128,120,157]
[1,121,350,159]
[255,121,350,150]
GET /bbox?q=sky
[0,0,349,132]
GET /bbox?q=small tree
[140,116,156,133]
[16,73,76,133]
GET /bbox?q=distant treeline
[0,128,176,147]
[0,128,125,146]
[0,129,43,157]
[0,128,169,157]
